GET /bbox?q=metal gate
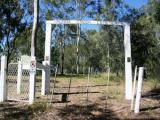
[7,63,30,102]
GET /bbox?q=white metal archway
[42,20,132,100]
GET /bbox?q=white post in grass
[41,61,50,95]
[42,22,51,95]
[124,24,132,100]
[0,56,7,102]
[29,56,36,104]
[134,67,144,113]
[41,61,46,95]
[131,66,137,110]
[17,61,22,94]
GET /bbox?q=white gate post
[134,67,144,113]
[29,57,36,104]
[42,22,51,95]
[0,56,7,102]
[124,24,132,100]
[41,61,50,95]
[17,61,22,94]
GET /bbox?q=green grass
[51,72,124,86]
[144,78,160,89]
[28,101,48,113]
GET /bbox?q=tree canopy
[0,0,160,79]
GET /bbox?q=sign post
[29,57,36,104]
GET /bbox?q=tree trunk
[31,0,39,57]
[60,25,66,75]
[60,37,65,75]
[6,31,10,70]
[76,24,80,75]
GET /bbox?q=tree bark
[31,0,39,57]
[60,25,66,75]
[60,37,65,75]
[76,24,80,75]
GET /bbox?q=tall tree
[0,0,26,63]
[122,3,160,79]
[31,0,39,57]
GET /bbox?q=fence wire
[7,63,29,102]
[34,73,100,109]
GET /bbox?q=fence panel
[7,63,30,102]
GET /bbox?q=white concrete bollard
[41,61,46,95]
[17,61,22,94]
[131,66,138,110]
[29,57,36,104]
[41,61,50,95]
[0,56,7,102]
[134,67,144,113]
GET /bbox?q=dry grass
[0,73,160,120]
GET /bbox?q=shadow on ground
[57,103,119,120]
[57,84,119,89]
[0,101,47,120]
[53,91,100,95]
[0,101,30,119]
[141,105,160,111]
[142,87,160,100]
[140,87,160,118]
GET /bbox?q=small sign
[127,57,131,62]
[45,56,49,61]
[30,60,36,72]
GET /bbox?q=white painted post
[17,61,22,94]
[131,66,137,110]
[29,57,36,104]
[42,22,51,95]
[44,22,52,65]
[124,24,132,100]
[41,61,50,95]
[42,61,45,95]
[134,67,144,113]
[0,56,7,102]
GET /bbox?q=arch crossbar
[46,20,127,26]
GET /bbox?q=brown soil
[0,78,160,120]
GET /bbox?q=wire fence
[7,63,29,102]
[33,71,111,110]
[3,56,114,108]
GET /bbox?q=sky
[21,0,149,31]
[82,0,148,31]
[124,0,148,8]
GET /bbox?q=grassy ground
[0,73,160,120]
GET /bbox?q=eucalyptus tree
[0,0,26,63]
[42,0,126,74]
[121,1,160,81]
[146,0,160,24]
[43,0,96,74]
